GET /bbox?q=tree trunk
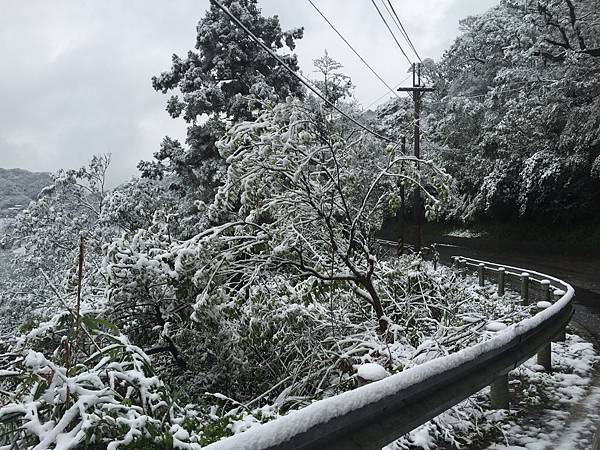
[363,277,388,333]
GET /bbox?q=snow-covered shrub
[0,251,533,449]
[0,311,204,450]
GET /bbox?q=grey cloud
[0,0,497,185]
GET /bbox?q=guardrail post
[459,258,467,278]
[540,279,551,302]
[537,343,552,371]
[497,267,505,296]
[592,427,600,450]
[478,263,485,287]
[553,289,567,342]
[490,374,509,409]
[520,272,530,305]
[536,301,552,371]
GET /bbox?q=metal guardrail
[204,256,574,450]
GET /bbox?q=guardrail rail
[204,256,575,450]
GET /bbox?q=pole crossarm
[396,87,435,92]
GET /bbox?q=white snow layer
[486,321,508,332]
[488,334,600,450]
[445,229,487,238]
[356,363,390,381]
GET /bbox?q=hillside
[0,168,51,217]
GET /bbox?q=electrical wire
[427,80,546,105]
[307,0,403,101]
[369,0,413,65]
[209,0,399,144]
[385,0,422,63]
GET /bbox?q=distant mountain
[0,168,51,217]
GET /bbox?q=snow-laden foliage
[204,97,447,323]
[100,177,178,235]
[101,102,449,416]
[2,156,113,332]
[1,253,535,449]
[405,0,600,223]
[3,1,598,447]
[0,311,204,450]
[103,214,190,374]
[2,156,175,334]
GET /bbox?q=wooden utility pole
[397,136,406,256]
[397,63,433,253]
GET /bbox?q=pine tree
[139,0,304,208]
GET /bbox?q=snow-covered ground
[378,331,600,449]
[483,329,600,450]
[445,229,488,239]
[397,328,600,450]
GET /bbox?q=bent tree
[178,98,449,333]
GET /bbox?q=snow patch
[445,229,487,238]
[486,321,508,332]
[355,363,390,382]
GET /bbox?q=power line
[369,0,413,65]
[427,81,546,105]
[307,0,402,101]
[380,0,406,41]
[385,0,422,63]
[209,0,399,144]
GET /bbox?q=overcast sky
[0,0,498,185]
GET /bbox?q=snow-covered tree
[104,93,449,402]
[3,156,178,334]
[417,0,600,223]
[535,0,600,61]
[200,98,446,329]
[312,50,354,105]
[5,156,113,330]
[139,0,305,207]
[101,177,181,235]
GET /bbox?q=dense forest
[0,0,598,448]
[376,0,600,226]
[433,0,600,224]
